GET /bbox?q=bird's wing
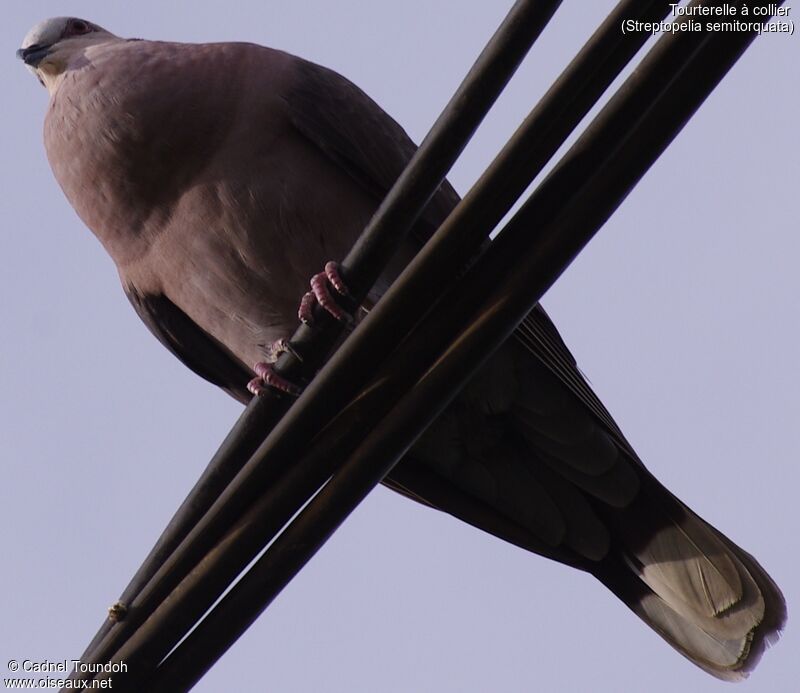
[285,57,460,241]
[515,304,638,458]
[125,286,252,403]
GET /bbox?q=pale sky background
[2,2,798,692]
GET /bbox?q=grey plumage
[20,17,785,679]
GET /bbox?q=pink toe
[298,291,316,324]
[324,261,350,297]
[252,362,302,396]
[247,376,268,397]
[310,272,351,323]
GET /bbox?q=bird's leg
[250,260,353,397]
[247,338,304,397]
[298,261,354,325]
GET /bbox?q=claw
[247,362,303,397]
[298,261,353,325]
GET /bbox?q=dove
[19,16,784,679]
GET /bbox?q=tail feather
[634,514,755,625]
[596,485,785,680]
[634,591,754,681]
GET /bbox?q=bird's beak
[16,44,51,67]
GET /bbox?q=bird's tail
[592,477,785,681]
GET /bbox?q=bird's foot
[298,261,353,325]
[247,361,303,397]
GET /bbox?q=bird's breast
[43,43,239,266]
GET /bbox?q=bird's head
[17,17,117,93]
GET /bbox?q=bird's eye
[67,19,92,36]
